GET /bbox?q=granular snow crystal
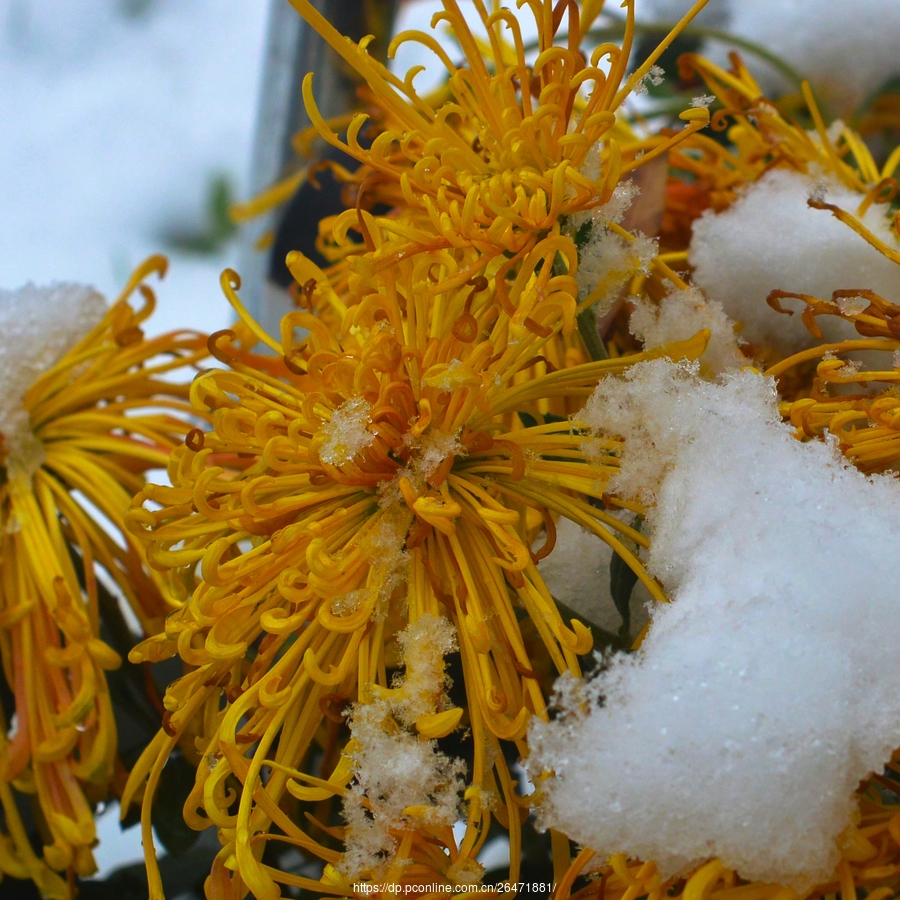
[570,181,657,312]
[629,287,745,375]
[319,396,375,466]
[0,282,106,476]
[530,359,900,888]
[341,615,466,879]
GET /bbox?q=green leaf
[573,218,593,251]
[163,173,238,256]
[517,411,568,430]
[609,550,639,635]
[609,516,643,636]
[577,305,609,361]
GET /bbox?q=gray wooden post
[238,0,398,344]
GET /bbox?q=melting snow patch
[319,397,375,466]
[0,283,106,476]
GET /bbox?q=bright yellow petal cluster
[124,248,710,896]
[0,258,206,897]
[114,1,731,896]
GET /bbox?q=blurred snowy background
[0,0,270,337]
[0,0,513,345]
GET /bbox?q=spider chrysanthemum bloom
[251,0,712,345]
[294,0,712,238]
[123,256,709,897]
[0,259,206,897]
[764,286,900,473]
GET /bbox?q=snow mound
[690,169,900,355]
[531,359,900,887]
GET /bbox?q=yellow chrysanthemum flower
[290,0,710,255]
[122,252,709,897]
[240,0,712,359]
[0,258,206,898]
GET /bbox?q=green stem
[577,305,609,361]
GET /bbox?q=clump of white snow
[531,358,900,887]
[690,169,900,355]
[341,614,465,879]
[570,180,641,231]
[319,397,375,465]
[0,283,106,477]
[629,287,745,374]
[576,229,657,311]
[569,180,656,313]
[600,182,642,227]
[634,64,666,95]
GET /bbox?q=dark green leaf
[609,516,643,636]
[610,549,639,635]
[577,306,609,361]
[518,411,568,430]
[573,218,593,251]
